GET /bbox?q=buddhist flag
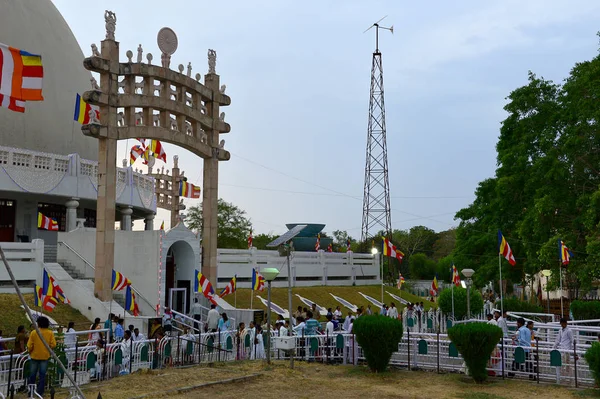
[160,221,165,230]
[37,212,58,231]
[383,238,404,262]
[452,264,461,287]
[43,296,58,312]
[315,234,321,251]
[559,240,573,266]
[179,181,201,199]
[0,42,44,102]
[0,94,25,113]
[148,140,167,162]
[130,145,144,165]
[498,230,516,266]
[430,274,439,296]
[34,284,43,307]
[397,273,405,289]
[42,269,54,298]
[73,93,99,124]
[194,270,216,304]
[219,275,237,298]
[125,285,139,316]
[251,269,265,291]
[112,270,131,291]
[248,230,253,249]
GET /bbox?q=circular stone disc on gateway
[157,27,178,55]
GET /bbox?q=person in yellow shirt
[27,316,56,396]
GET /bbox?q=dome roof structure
[0,0,97,160]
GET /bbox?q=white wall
[217,248,381,288]
[57,228,160,314]
[0,240,44,292]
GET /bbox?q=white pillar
[120,206,133,231]
[65,198,79,232]
[144,213,155,230]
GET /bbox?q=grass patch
[221,285,433,314]
[76,361,591,399]
[0,293,90,338]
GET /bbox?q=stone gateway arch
[82,11,231,302]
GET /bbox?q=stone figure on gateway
[104,10,116,40]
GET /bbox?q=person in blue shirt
[304,311,321,336]
[511,317,533,379]
[114,318,125,342]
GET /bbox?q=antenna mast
[361,17,393,261]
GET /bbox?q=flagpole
[498,253,504,316]
[559,258,564,319]
[234,288,237,309]
[250,288,253,310]
[451,283,455,320]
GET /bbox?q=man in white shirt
[553,318,575,381]
[206,304,220,332]
[279,320,289,337]
[132,327,146,342]
[387,303,399,319]
[333,306,342,320]
[343,312,353,332]
[486,313,498,326]
[325,314,335,336]
[495,310,509,337]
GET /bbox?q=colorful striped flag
[327,243,333,252]
[125,285,140,316]
[430,274,439,296]
[397,273,405,289]
[42,269,69,304]
[34,284,43,307]
[160,221,165,230]
[346,238,351,252]
[383,238,404,262]
[130,144,144,165]
[498,230,516,266]
[559,240,573,266]
[194,270,215,298]
[219,275,237,298]
[248,230,253,249]
[112,270,131,291]
[37,212,58,231]
[452,264,461,287]
[148,140,166,162]
[0,94,25,112]
[43,295,58,312]
[315,234,321,251]
[251,269,265,291]
[73,93,99,124]
[179,181,201,198]
[0,42,44,102]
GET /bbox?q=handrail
[58,240,156,315]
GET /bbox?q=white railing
[217,248,380,289]
[57,241,94,279]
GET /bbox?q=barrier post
[407,329,411,371]
[574,341,578,388]
[7,349,13,397]
[501,338,505,379]
[436,331,440,374]
[74,339,78,386]
[535,337,539,383]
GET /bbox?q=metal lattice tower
[361,20,393,244]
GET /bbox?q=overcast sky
[52,0,600,237]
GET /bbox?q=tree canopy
[185,198,252,249]
[453,39,600,296]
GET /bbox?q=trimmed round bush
[571,300,600,320]
[585,342,600,386]
[447,322,503,383]
[503,297,543,313]
[353,315,403,373]
[438,287,483,320]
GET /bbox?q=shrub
[438,287,483,320]
[585,342,600,386]
[353,315,403,372]
[447,322,503,383]
[571,300,600,320]
[503,297,543,313]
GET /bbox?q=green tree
[448,323,503,383]
[252,233,278,250]
[408,253,436,280]
[185,198,252,249]
[353,315,403,372]
[438,287,483,320]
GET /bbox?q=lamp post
[461,269,475,319]
[541,269,552,319]
[372,246,382,304]
[261,267,280,365]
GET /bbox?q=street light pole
[261,267,280,366]
[461,269,475,319]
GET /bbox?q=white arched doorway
[165,240,196,314]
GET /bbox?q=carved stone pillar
[65,198,80,232]
[120,206,133,231]
[144,213,155,231]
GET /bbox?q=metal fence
[1,322,598,396]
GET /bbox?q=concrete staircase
[44,244,57,263]
[59,261,93,280]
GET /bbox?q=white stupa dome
[0,0,97,160]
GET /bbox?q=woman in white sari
[250,325,265,360]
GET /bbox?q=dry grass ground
[75,361,599,399]
[221,286,433,313]
[0,293,90,338]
